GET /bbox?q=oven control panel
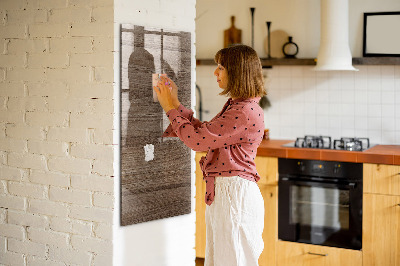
[281,158,362,180]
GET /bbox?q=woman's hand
[160,76,180,109]
[170,79,180,109]
[153,77,175,113]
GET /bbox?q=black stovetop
[282,135,375,151]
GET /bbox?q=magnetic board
[120,24,192,226]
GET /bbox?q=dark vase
[282,36,299,58]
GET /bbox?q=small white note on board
[144,144,154,161]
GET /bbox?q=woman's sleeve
[162,103,202,137]
[164,107,249,152]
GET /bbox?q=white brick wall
[8,238,47,257]
[0,0,114,265]
[8,210,49,229]
[50,216,92,236]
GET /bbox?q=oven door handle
[280,177,356,189]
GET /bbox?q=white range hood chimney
[314,0,358,71]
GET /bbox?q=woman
[154,44,266,266]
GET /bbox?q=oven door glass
[291,185,349,241]
[278,178,362,250]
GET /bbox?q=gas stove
[283,135,373,151]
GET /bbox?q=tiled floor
[195,257,205,266]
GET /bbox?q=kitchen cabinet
[276,241,362,266]
[259,184,278,266]
[195,152,207,258]
[363,163,400,196]
[254,156,278,186]
[195,155,400,265]
[195,154,279,266]
[363,193,400,266]
[363,164,400,266]
[255,157,278,266]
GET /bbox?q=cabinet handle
[397,204,400,207]
[307,252,328,256]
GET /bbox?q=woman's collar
[229,97,261,104]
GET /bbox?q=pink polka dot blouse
[162,97,265,205]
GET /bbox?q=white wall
[263,65,400,144]
[113,1,197,266]
[196,0,319,59]
[196,0,400,58]
[197,64,400,145]
[196,0,400,145]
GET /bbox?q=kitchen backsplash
[196,65,400,145]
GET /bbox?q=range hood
[314,0,358,71]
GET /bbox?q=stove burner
[295,135,332,149]
[333,137,370,151]
[286,136,372,151]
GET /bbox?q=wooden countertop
[256,139,400,165]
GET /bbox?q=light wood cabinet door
[255,156,278,186]
[276,241,362,266]
[363,193,400,266]
[259,185,278,266]
[364,164,400,196]
[195,152,207,258]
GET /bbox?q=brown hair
[214,44,266,99]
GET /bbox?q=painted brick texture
[0,0,114,265]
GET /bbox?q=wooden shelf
[196,57,400,67]
[260,58,316,66]
[196,58,315,68]
[352,57,400,65]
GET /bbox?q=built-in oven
[278,158,363,250]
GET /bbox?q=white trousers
[205,176,264,266]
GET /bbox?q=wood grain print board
[120,24,192,226]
